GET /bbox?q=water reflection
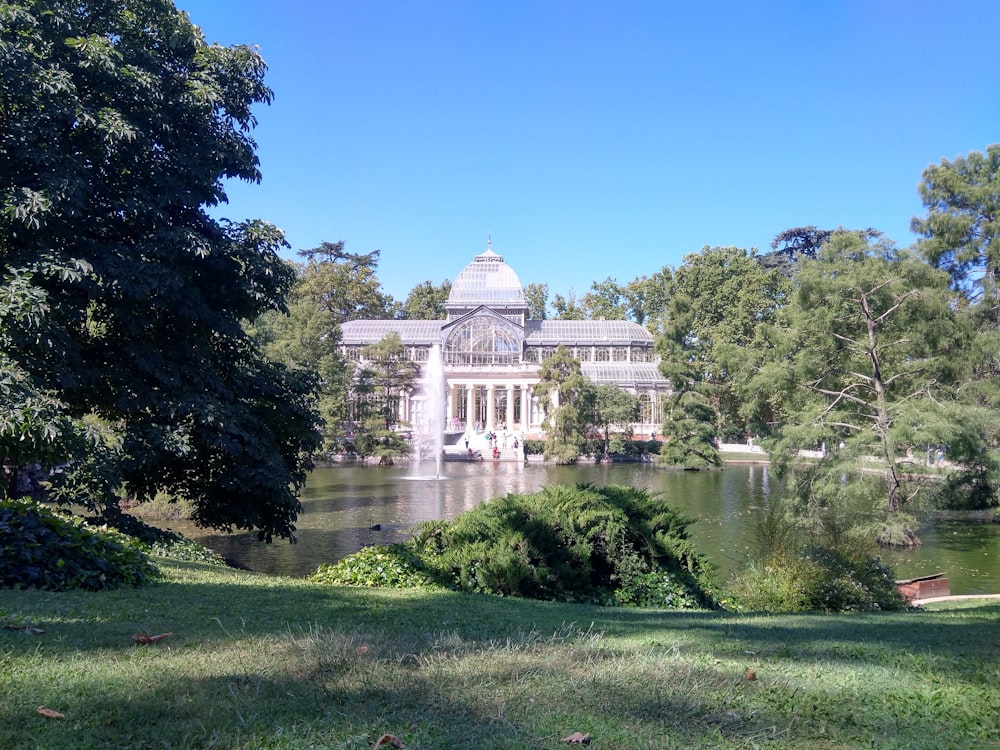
[172,462,999,595]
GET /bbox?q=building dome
[446,242,525,306]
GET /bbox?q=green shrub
[97,507,228,566]
[726,556,819,613]
[727,545,908,613]
[523,439,545,456]
[145,537,228,566]
[613,570,709,609]
[402,484,719,608]
[309,485,719,609]
[309,545,438,588]
[0,498,155,591]
[800,545,907,612]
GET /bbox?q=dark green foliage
[932,466,999,510]
[657,389,722,469]
[362,484,720,608]
[0,498,154,590]
[523,439,546,455]
[912,145,1000,319]
[1,1,321,540]
[728,545,907,613]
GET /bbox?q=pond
[173,461,1000,595]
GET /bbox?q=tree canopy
[912,145,1000,321]
[296,242,398,322]
[758,232,977,545]
[524,282,549,320]
[534,346,590,463]
[0,0,320,540]
[656,246,789,442]
[400,279,451,320]
[351,333,418,462]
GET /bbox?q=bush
[333,484,722,609]
[0,498,155,591]
[310,485,719,609]
[727,545,908,613]
[309,545,438,588]
[726,556,821,613]
[523,439,546,456]
[96,507,228,566]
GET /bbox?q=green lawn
[2,560,997,749]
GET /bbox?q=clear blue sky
[175,0,1000,302]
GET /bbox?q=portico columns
[486,385,495,430]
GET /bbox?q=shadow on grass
[3,559,998,662]
[2,561,999,748]
[0,619,866,749]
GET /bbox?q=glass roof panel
[581,362,669,386]
[446,244,525,306]
[525,320,654,344]
[340,320,443,345]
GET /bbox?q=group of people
[463,429,521,460]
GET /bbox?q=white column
[505,383,514,428]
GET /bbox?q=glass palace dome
[446,242,525,306]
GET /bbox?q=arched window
[444,316,522,365]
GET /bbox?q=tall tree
[252,293,352,455]
[912,145,1000,321]
[758,232,973,546]
[761,226,879,276]
[296,242,398,322]
[659,246,789,440]
[259,242,400,453]
[351,333,418,462]
[656,389,721,469]
[400,279,452,320]
[524,282,549,320]
[0,0,320,539]
[622,266,673,328]
[582,277,627,320]
[656,302,722,470]
[533,346,590,463]
[586,383,640,457]
[551,290,585,320]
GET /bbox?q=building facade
[339,243,670,444]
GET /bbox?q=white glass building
[339,243,670,440]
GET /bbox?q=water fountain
[410,343,445,479]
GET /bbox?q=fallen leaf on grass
[561,731,591,744]
[131,631,173,644]
[373,734,405,749]
[745,668,757,681]
[36,706,65,719]
[5,624,44,634]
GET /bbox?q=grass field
[2,559,998,749]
